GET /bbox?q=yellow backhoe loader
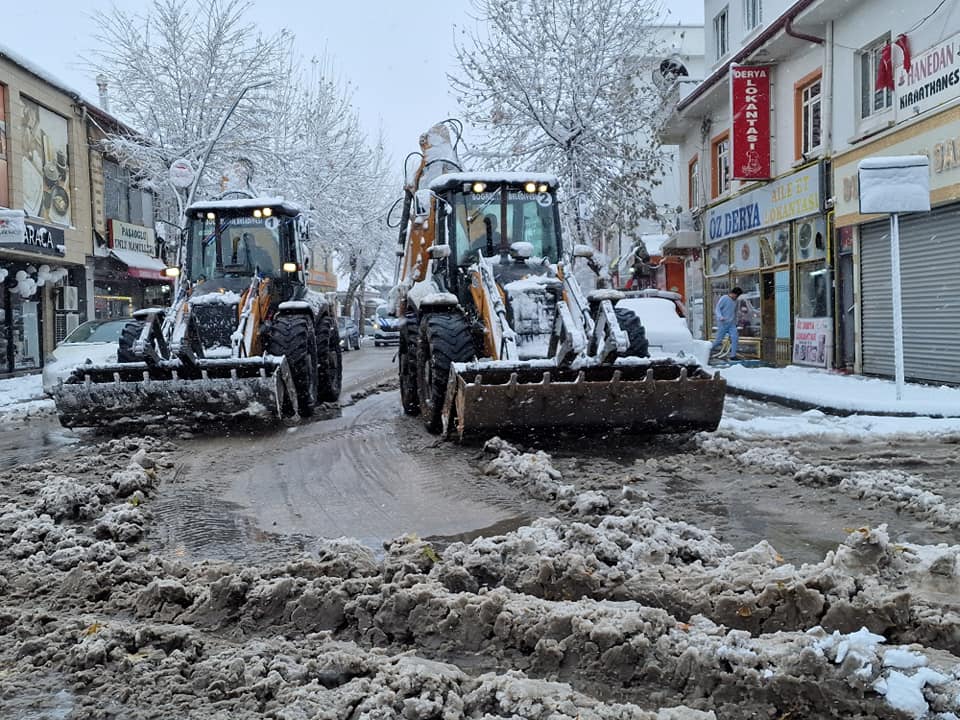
[51,193,341,428]
[391,121,725,440]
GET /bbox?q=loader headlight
[524,182,537,193]
[282,262,298,273]
[253,209,262,218]
[537,183,548,193]
[164,267,180,277]
[205,212,216,220]
[262,207,273,217]
[471,182,487,193]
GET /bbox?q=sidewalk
[717,363,960,418]
[0,373,55,420]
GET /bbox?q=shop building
[85,105,172,319]
[0,47,93,376]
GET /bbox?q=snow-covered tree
[88,0,288,223]
[451,0,669,247]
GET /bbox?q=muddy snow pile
[1,435,959,718]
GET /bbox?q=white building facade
[660,0,960,385]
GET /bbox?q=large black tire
[614,307,649,357]
[117,320,146,363]
[315,315,342,402]
[399,321,420,416]
[416,313,475,433]
[268,315,318,417]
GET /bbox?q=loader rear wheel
[117,320,146,363]
[417,313,474,433]
[315,315,342,402]
[399,322,420,416]
[268,315,318,417]
[614,307,649,357]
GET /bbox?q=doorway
[761,272,776,361]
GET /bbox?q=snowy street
[2,350,960,718]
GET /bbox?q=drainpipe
[822,21,834,156]
[785,14,824,45]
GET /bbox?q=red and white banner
[730,64,772,181]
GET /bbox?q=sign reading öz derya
[705,164,822,243]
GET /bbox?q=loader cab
[431,175,562,270]
[184,200,307,298]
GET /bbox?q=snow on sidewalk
[0,373,55,420]
[720,364,960,417]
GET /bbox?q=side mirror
[413,188,433,218]
[428,244,451,260]
[573,244,594,258]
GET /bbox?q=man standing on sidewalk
[711,287,743,361]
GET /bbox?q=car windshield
[451,187,559,265]
[62,320,126,344]
[188,213,286,280]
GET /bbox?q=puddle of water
[0,421,80,469]
[424,515,530,551]
[3,682,74,720]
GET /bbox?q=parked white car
[42,318,129,395]
[616,295,712,367]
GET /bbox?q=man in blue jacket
[711,287,743,361]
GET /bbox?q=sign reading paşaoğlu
[109,219,156,255]
[730,64,772,181]
[705,164,822,243]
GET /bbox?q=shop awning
[661,231,702,252]
[109,249,172,282]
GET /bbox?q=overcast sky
[4,0,705,167]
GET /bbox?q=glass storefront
[1,284,43,373]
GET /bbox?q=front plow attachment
[52,357,297,429]
[442,359,726,440]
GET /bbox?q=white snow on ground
[0,373,54,420]
[720,407,960,440]
[721,364,960,417]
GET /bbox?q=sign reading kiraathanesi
[730,64,772,181]
[896,33,960,122]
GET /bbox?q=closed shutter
[860,204,960,384]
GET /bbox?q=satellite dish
[653,56,689,89]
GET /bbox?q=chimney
[96,74,109,112]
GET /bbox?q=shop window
[794,71,822,159]
[711,133,730,198]
[103,158,154,227]
[733,274,761,337]
[713,6,729,61]
[743,0,762,32]
[857,35,893,125]
[688,156,700,209]
[797,260,829,317]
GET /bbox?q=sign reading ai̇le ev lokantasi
[730,64,772,181]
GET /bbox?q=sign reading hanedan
[896,32,960,122]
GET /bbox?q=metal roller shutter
[860,204,960,384]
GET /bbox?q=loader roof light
[164,267,180,278]
[282,262,298,273]
[205,212,216,220]
[471,182,487,193]
[537,183,548,193]
[253,209,262,218]
[524,182,537,193]
[262,207,273,217]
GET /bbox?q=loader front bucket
[51,356,297,429]
[442,359,726,440]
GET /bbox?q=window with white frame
[714,7,729,60]
[744,0,762,32]
[713,136,730,197]
[800,77,822,155]
[858,36,893,121]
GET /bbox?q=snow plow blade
[51,357,296,429]
[442,359,725,440]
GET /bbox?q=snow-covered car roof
[186,196,304,215]
[428,172,559,192]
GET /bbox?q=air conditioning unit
[57,285,79,312]
[65,312,80,335]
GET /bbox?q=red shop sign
[730,64,772,181]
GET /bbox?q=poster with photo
[20,96,71,226]
[706,241,730,277]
